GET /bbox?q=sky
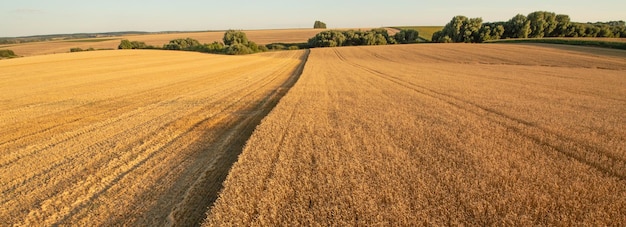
[2,0,625,37]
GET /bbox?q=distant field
[488,37,626,50]
[3,29,325,57]
[0,49,307,225]
[393,26,443,41]
[63,38,121,43]
[206,44,626,225]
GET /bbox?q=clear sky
[2,0,625,37]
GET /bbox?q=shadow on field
[164,50,310,227]
[513,43,626,59]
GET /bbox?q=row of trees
[118,30,268,55]
[433,11,626,43]
[308,28,420,47]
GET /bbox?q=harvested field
[206,44,626,225]
[0,49,308,226]
[5,29,323,57]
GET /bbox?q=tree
[504,14,531,38]
[223,30,249,46]
[118,40,149,49]
[118,40,133,49]
[225,43,253,55]
[552,14,571,37]
[308,30,346,47]
[394,29,420,44]
[527,11,557,38]
[314,21,327,29]
[371,28,397,44]
[163,38,201,50]
[0,49,17,58]
[476,22,505,42]
[434,16,482,43]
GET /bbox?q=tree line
[307,28,420,47]
[433,11,626,43]
[119,28,422,54]
[118,30,268,55]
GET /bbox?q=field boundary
[167,50,310,226]
[487,38,626,50]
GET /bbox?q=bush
[288,46,299,50]
[225,43,254,55]
[203,41,226,53]
[118,39,150,49]
[308,30,346,47]
[163,38,202,50]
[258,45,269,52]
[118,40,133,49]
[70,47,95,52]
[0,49,17,58]
[267,44,286,50]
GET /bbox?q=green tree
[434,16,482,43]
[308,30,346,47]
[130,41,148,49]
[504,14,531,38]
[225,43,254,55]
[0,49,17,58]
[223,30,249,46]
[552,14,571,37]
[163,38,201,50]
[314,21,327,29]
[343,30,363,46]
[527,11,557,38]
[371,28,397,44]
[118,40,133,49]
[203,41,225,53]
[477,22,505,42]
[394,29,420,44]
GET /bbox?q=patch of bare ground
[0,49,308,226]
[205,44,626,225]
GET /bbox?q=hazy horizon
[3,0,625,37]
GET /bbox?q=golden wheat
[4,29,323,57]
[205,43,626,225]
[0,49,307,226]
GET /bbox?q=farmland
[0,49,307,225]
[2,29,323,57]
[206,44,626,225]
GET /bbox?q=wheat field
[4,29,323,57]
[205,44,626,225]
[0,49,307,226]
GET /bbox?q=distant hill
[0,31,214,45]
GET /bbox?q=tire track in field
[7,51,308,226]
[3,56,290,213]
[0,51,302,223]
[0,57,273,167]
[169,50,310,227]
[332,48,626,181]
[241,53,310,226]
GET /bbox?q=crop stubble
[4,29,324,57]
[0,49,308,225]
[206,44,626,225]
